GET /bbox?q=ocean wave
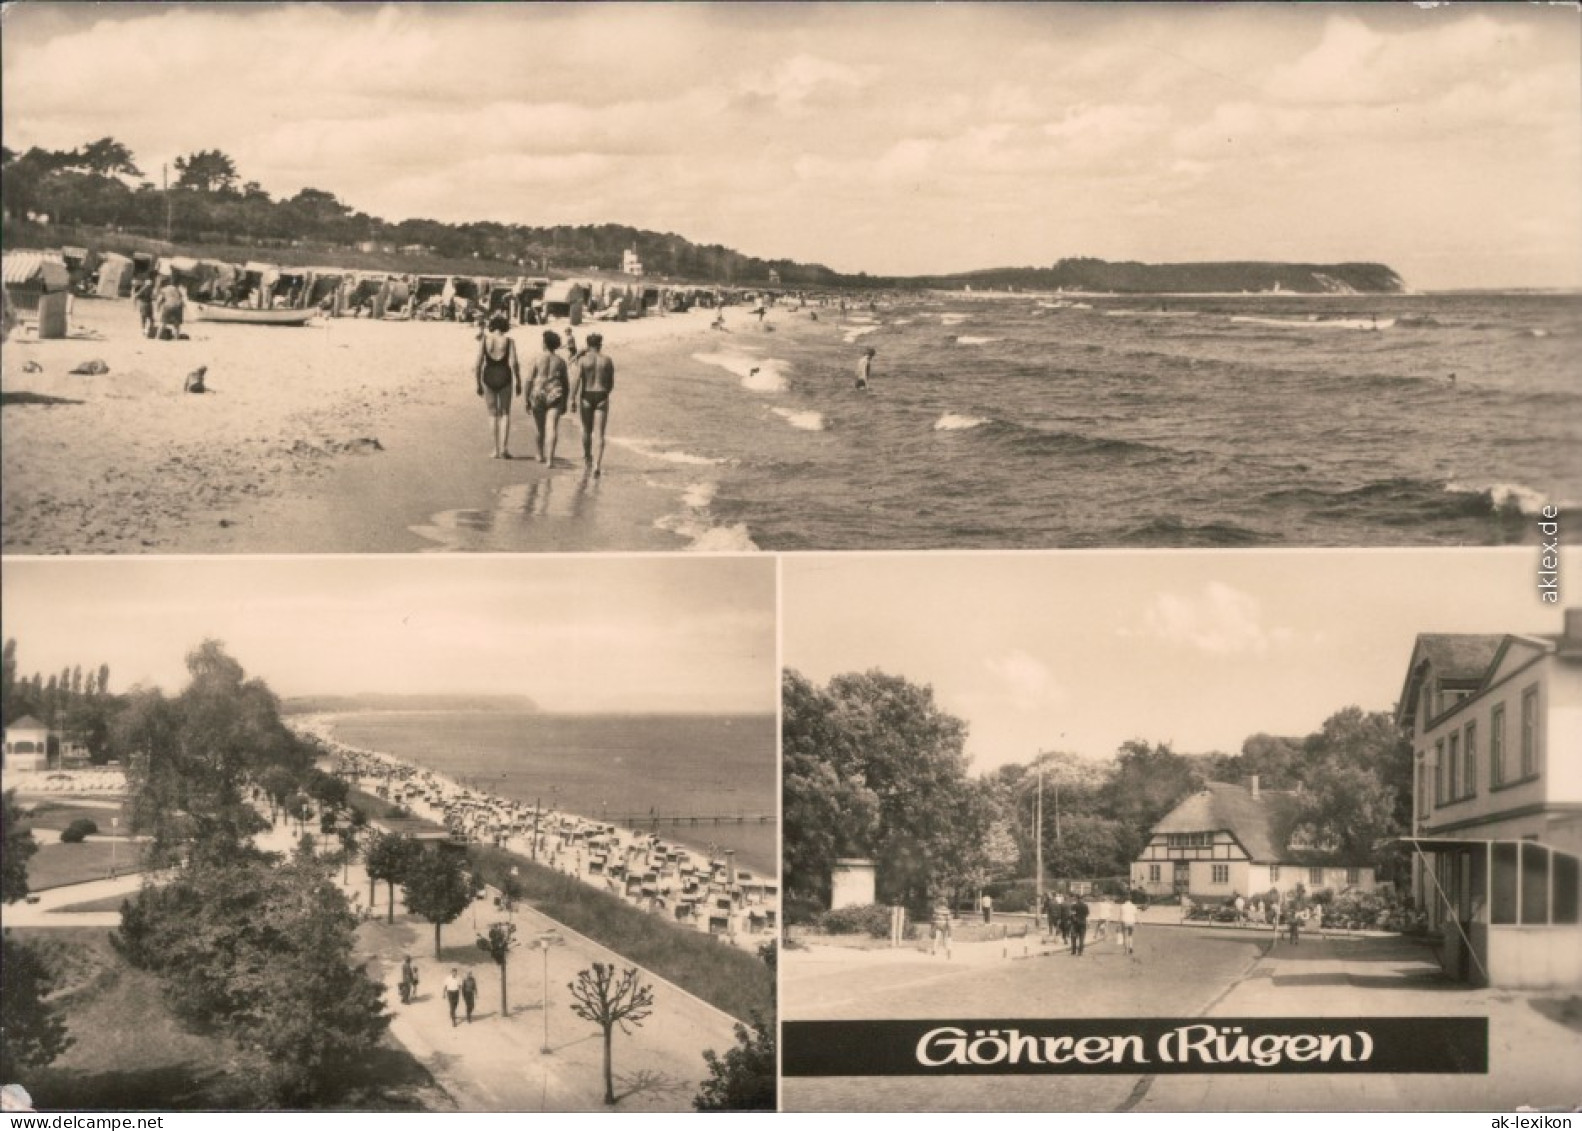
[940,313,969,325]
[612,437,727,466]
[1448,480,1549,517]
[973,418,1176,462]
[771,407,826,432]
[654,512,760,552]
[1262,476,1549,526]
[953,335,999,345]
[681,480,718,509]
[843,325,880,343]
[692,350,788,392]
[934,413,989,431]
[1230,315,1395,331]
[1116,516,1279,547]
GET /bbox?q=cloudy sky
[1,555,776,713]
[784,550,1579,772]
[3,2,1577,289]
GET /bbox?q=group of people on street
[399,956,480,1025]
[1045,891,1139,957]
[475,320,614,474]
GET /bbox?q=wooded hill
[2,139,1404,292]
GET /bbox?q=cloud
[1,2,1575,286]
[1134,583,1294,656]
[982,650,1067,714]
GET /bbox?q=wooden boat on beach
[192,302,317,326]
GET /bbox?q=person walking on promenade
[444,968,462,1026]
[1093,893,1110,942]
[475,313,522,459]
[527,329,570,465]
[461,970,478,1023]
[1055,895,1072,944]
[1233,891,1246,927]
[1119,894,1139,956]
[570,331,615,477]
[930,896,953,957]
[1289,904,1305,946]
[399,955,418,1005]
[980,892,993,925]
[856,346,875,390]
[1069,895,1089,956]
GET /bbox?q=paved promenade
[783,915,1582,1112]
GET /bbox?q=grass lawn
[16,795,132,835]
[8,927,448,1112]
[469,844,774,1024]
[26,841,145,891]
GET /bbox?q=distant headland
[919,258,1407,295]
[282,693,539,715]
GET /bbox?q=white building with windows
[1398,611,1582,987]
[621,247,643,277]
[3,715,52,772]
[1131,777,1377,903]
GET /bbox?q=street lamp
[110,815,119,879]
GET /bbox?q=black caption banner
[782,1017,1488,1076]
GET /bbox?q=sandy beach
[1,297,747,554]
[293,715,778,952]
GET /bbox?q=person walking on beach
[527,329,570,466]
[475,313,522,459]
[980,892,993,925]
[461,970,478,1023]
[856,346,875,390]
[132,276,155,337]
[570,331,614,477]
[400,955,419,1005]
[1069,894,1089,956]
[154,276,186,341]
[443,968,462,1026]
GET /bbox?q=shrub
[813,903,893,938]
[782,894,824,927]
[990,887,1035,914]
[60,818,99,844]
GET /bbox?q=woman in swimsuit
[569,332,614,477]
[527,329,569,466]
[475,313,521,459]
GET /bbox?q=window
[1417,764,1428,817]
[1309,867,1324,885]
[1211,864,1229,884]
[1463,722,1476,799]
[1491,704,1507,786]
[1521,686,1539,778]
[1447,732,1460,799]
[1167,832,1213,849]
[1148,864,1161,883]
[1434,739,1445,805]
[1346,867,1361,885]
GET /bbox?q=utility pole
[1034,755,1044,922]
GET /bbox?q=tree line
[783,668,1411,917]
[1,137,843,286]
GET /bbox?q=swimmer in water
[855,346,875,390]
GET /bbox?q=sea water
[325,711,778,876]
[646,293,1580,549]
